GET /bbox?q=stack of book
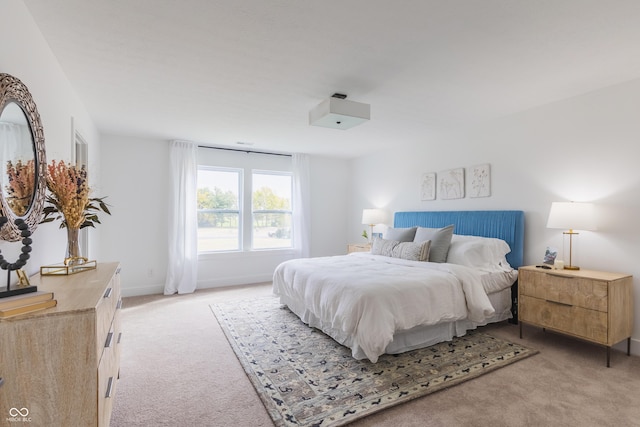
[0,291,57,318]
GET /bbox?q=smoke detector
[309,93,370,130]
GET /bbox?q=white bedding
[272,252,503,363]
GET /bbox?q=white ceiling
[23,0,640,158]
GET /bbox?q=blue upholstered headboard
[394,210,525,268]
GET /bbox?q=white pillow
[446,234,512,272]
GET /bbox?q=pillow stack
[374,223,511,271]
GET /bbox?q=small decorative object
[0,217,37,298]
[438,168,464,200]
[40,160,111,273]
[361,229,368,240]
[543,246,558,265]
[468,163,491,198]
[420,172,436,201]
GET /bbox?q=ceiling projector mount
[309,93,370,130]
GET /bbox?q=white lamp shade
[362,208,386,225]
[546,202,597,231]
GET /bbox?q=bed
[273,210,525,363]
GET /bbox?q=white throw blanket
[272,252,495,363]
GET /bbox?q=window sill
[198,248,297,260]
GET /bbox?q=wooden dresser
[518,265,633,367]
[0,262,122,426]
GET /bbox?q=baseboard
[121,283,164,297]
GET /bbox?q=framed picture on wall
[420,172,436,201]
[438,168,464,200]
[468,163,491,198]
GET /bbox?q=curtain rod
[198,145,292,157]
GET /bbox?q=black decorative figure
[0,216,37,298]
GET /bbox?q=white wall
[349,78,640,355]
[1,0,100,276]
[99,135,350,296]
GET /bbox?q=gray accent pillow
[371,238,398,257]
[372,238,431,262]
[392,240,431,261]
[383,227,417,242]
[413,224,455,263]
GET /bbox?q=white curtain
[292,153,310,258]
[164,140,198,295]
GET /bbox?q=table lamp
[362,209,386,243]
[546,202,596,270]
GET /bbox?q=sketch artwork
[438,168,464,199]
[469,163,491,198]
[420,172,436,201]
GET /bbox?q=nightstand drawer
[519,269,608,312]
[520,295,607,343]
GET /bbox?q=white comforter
[272,252,496,363]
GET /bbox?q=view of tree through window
[197,168,293,252]
[252,172,292,249]
[197,168,241,251]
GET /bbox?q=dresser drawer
[520,294,608,343]
[519,269,608,312]
[95,271,121,358]
[98,309,120,427]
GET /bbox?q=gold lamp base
[564,265,580,270]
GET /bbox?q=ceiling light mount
[309,93,370,130]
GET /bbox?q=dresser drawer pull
[103,287,113,299]
[546,299,573,307]
[105,377,114,398]
[117,332,123,344]
[105,331,114,348]
[117,298,123,310]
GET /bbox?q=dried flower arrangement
[41,160,111,229]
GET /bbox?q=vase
[65,227,84,266]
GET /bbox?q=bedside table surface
[519,265,631,281]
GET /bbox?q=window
[197,158,293,252]
[197,167,242,252]
[252,171,292,249]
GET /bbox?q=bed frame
[394,210,525,322]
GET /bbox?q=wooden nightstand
[518,265,633,367]
[347,243,371,253]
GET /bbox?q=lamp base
[564,265,580,270]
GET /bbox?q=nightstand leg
[606,347,610,368]
[519,322,522,339]
[628,338,631,356]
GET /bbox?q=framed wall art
[468,163,491,198]
[420,172,436,201]
[438,168,464,200]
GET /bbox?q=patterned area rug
[211,297,537,427]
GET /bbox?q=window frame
[196,166,243,253]
[250,169,293,250]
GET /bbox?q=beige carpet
[111,283,640,427]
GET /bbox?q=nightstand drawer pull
[546,272,575,279]
[103,287,113,299]
[546,299,573,307]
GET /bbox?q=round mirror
[0,74,47,241]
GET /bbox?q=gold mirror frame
[0,73,47,241]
